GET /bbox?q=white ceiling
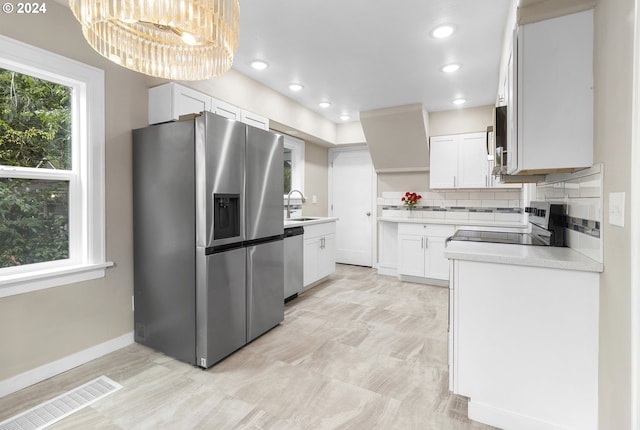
[232,0,514,123]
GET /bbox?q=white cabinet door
[211,97,241,121]
[458,133,489,188]
[318,234,336,279]
[510,10,593,174]
[303,238,320,286]
[303,222,337,288]
[148,83,270,130]
[431,133,489,189]
[429,136,457,188]
[398,234,425,277]
[424,235,450,280]
[148,83,212,124]
[241,111,269,130]
[507,35,518,174]
[174,85,211,118]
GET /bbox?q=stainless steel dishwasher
[284,226,304,302]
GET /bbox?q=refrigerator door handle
[246,246,254,338]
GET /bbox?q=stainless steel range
[448,201,566,247]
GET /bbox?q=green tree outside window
[0,68,71,267]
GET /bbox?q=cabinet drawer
[398,223,455,237]
[303,221,336,239]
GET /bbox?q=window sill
[0,262,114,298]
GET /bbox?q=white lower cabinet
[450,259,599,430]
[398,224,454,281]
[303,222,336,288]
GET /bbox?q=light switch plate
[608,192,625,227]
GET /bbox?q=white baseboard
[399,274,449,287]
[376,266,397,277]
[468,400,578,430]
[0,331,134,398]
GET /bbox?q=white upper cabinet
[240,111,270,130]
[148,83,211,125]
[430,135,458,188]
[430,132,489,189]
[508,10,593,174]
[148,82,269,130]
[211,98,241,121]
[457,133,489,188]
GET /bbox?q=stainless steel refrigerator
[132,112,284,368]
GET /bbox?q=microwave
[493,105,508,174]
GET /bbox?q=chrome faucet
[286,189,306,219]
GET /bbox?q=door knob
[366,212,371,216]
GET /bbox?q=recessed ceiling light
[319,101,332,108]
[250,60,269,70]
[431,25,455,39]
[452,98,467,105]
[289,83,304,92]
[441,63,461,73]
[340,115,351,121]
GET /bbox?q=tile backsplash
[380,189,524,224]
[536,164,603,263]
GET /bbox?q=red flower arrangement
[401,191,422,209]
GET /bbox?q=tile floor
[0,264,496,429]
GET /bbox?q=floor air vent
[0,376,122,430]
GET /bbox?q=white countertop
[284,216,338,228]
[444,240,603,273]
[378,216,528,230]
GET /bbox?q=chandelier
[69,0,240,81]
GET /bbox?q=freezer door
[247,240,285,342]
[197,246,247,368]
[197,112,246,249]
[245,127,284,240]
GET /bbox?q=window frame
[0,35,111,298]
[283,134,305,198]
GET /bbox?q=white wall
[0,3,155,381]
[593,0,635,427]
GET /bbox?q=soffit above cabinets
[360,104,430,173]
[517,0,595,25]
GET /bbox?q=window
[283,134,304,196]
[0,35,109,297]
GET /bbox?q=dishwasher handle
[284,226,304,237]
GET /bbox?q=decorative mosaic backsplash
[536,164,603,262]
[565,216,600,239]
[380,189,524,223]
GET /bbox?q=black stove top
[448,230,548,246]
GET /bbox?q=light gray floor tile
[0,264,497,429]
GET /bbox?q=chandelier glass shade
[69,0,240,80]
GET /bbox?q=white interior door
[329,148,375,267]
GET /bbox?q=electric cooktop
[448,229,548,246]
[446,201,567,248]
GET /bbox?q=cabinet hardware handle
[454,176,457,188]
[425,237,428,248]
